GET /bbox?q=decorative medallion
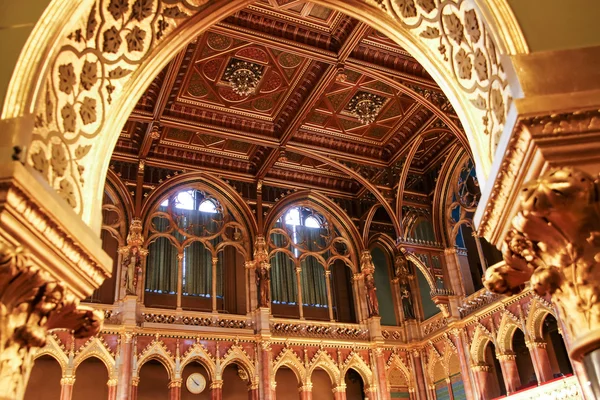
[345,91,387,125]
[223,58,265,96]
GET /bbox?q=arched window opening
[485,342,506,398]
[72,357,109,400]
[512,329,537,390]
[542,314,573,377]
[222,364,251,398]
[344,369,366,399]
[137,359,170,399]
[181,362,211,400]
[24,356,62,400]
[145,186,247,313]
[275,367,300,400]
[371,247,397,326]
[268,205,355,322]
[311,369,334,400]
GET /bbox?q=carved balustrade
[270,318,369,341]
[141,307,253,330]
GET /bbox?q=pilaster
[116,332,135,400]
[497,353,520,394]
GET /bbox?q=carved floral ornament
[0,241,103,399]
[483,167,600,360]
[18,0,512,220]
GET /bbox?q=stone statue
[400,284,415,320]
[364,271,379,317]
[123,246,141,295]
[394,253,409,279]
[256,264,270,307]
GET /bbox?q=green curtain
[146,237,178,293]
[297,226,328,307]
[183,241,212,297]
[270,224,297,304]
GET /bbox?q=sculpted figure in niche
[400,284,416,320]
[256,263,270,307]
[364,270,379,317]
[123,246,142,295]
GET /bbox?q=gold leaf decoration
[79,97,97,125]
[126,26,146,52]
[31,150,49,178]
[61,104,77,133]
[455,48,472,80]
[107,0,129,20]
[108,66,133,79]
[74,145,92,159]
[51,144,68,177]
[58,179,77,208]
[131,0,153,21]
[464,9,481,43]
[395,0,417,18]
[443,13,464,44]
[416,0,435,13]
[420,27,440,39]
[58,64,76,95]
[103,26,122,53]
[473,49,488,82]
[490,89,505,124]
[80,61,98,90]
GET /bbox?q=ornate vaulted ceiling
[111,0,466,216]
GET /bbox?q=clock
[186,372,206,394]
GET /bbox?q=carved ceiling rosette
[483,167,600,361]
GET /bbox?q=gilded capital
[483,167,600,360]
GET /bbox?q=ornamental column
[325,270,334,321]
[497,354,520,394]
[372,348,390,400]
[364,387,377,400]
[259,341,274,400]
[298,383,312,400]
[410,351,428,400]
[332,384,346,400]
[443,248,466,297]
[116,332,134,400]
[176,253,184,309]
[107,379,118,400]
[59,376,75,400]
[211,380,223,400]
[446,378,454,400]
[483,167,600,397]
[130,377,139,400]
[471,232,488,273]
[248,382,259,400]
[450,328,475,400]
[295,267,304,319]
[168,378,182,400]
[427,384,437,399]
[211,257,218,312]
[471,365,491,400]
[526,340,554,383]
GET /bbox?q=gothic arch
[219,344,257,384]
[307,350,341,386]
[33,336,69,375]
[470,325,495,364]
[526,297,556,342]
[142,171,257,248]
[386,352,413,389]
[432,145,464,247]
[402,249,436,291]
[179,343,217,381]
[5,0,521,235]
[272,347,306,386]
[496,312,523,354]
[341,352,374,388]
[265,190,362,271]
[104,169,134,232]
[135,340,176,380]
[73,337,116,379]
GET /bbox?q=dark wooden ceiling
[111,0,465,218]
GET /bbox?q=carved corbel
[483,167,600,361]
[0,242,103,400]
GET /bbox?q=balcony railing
[141,307,253,330]
[270,318,369,341]
[494,375,581,400]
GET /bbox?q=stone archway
[3,0,521,234]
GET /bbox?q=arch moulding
[2,0,523,237]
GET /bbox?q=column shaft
[453,330,475,400]
[248,387,259,400]
[212,257,218,312]
[116,333,134,400]
[176,253,183,309]
[446,379,454,400]
[471,233,488,273]
[528,343,553,383]
[211,381,223,400]
[59,378,74,400]
[296,267,304,319]
[107,384,117,400]
[325,271,334,321]
[498,356,521,394]
[168,381,181,400]
[333,387,347,400]
[411,352,428,400]
[299,387,312,400]
[259,344,273,400]
[373,349,390,400]
[472,368,490,400]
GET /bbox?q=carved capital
[471,364,491,372]
[168,378,182,388]
[210,380,224,390]
[484,167,600,360]
[60,375,76,386]
[497,353,517,362]
[0,241,103,399]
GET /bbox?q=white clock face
[186,373,206,394]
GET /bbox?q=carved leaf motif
[474,49,488,81]
[125,26,146,52]
[74,145,91,159]
[108,66,133,79]
[455,48,472,80]
[464,10,481,43]
[490,89,505,124]
[163,6,189,18]
[103,26,122,53]
[80,61,98,90]
[108,0,129,20]
[58,179,77,208]
[45,87,53,124]
[470,95,487,110]
[61,104,77,133]
[31,150,49,178]
[79,97,97,125]
[131,0,153,21]
[86,4,98,41]
[58,64,76,95]
[51,143,68,177]
[395,0,417,18]
[420,27,440,39]
[443,13,464,44]
[416,0,435,13]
